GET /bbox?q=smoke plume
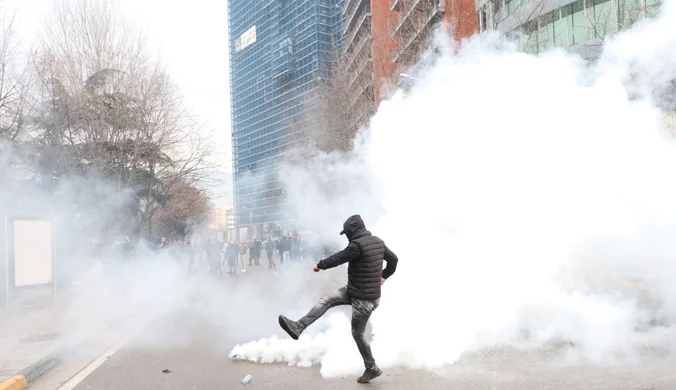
[230,1,676,377]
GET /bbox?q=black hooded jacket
[317,215,398,300]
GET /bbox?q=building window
[590,0,618,39]
[645,0,662,18]
[479,8,488,31]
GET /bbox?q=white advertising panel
[235,25,257,52]
[14,220,53,287]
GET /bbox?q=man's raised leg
[279,286,350,340]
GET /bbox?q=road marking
[56,267,209,390]
[56,339,128,390]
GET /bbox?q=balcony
[392,0,445,39]
[392,2,445,63]
[348,55,373,88]
[348,70,374,107]
[344,34,371,70]
[348,82,374,110]
[391,0,402,11]
[343,6,371,56]
[344,0,368,35]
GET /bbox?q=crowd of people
[105,233,339,277]
[202,235,337,277]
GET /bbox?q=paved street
[27,262,676,390]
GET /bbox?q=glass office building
[476,0,663,57]
[228,0,345,236]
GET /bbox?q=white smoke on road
[230,2,676,377]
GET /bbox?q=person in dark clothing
[290,236,301,262]
[225,241,239,274]
[278,215,398,384]
[280,236,290,264]
[249,239,261,266]
[264,238,276,268]
[208,239,222,276]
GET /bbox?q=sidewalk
[0,291,75,382]
[0,260,106,383]
[0,259,207,385]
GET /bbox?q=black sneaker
[357,365,382,384]
[278,315,304,340]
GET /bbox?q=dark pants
[267,251,276,268]
[227,257,237,274]
[298,286,379,368]
[249,252,260,265]
[209,258,221,276]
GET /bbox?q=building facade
[343,0,376,125]
[228,0,345,237]
[371,0,479,101]
[476,0,663,58]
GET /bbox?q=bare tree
[299,47,376,153]
[28,0,215,241]
[153,178,213,240]
[0,8,37,177]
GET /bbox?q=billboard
[235,25,257,52]
[13,220,53,287]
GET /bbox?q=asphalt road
[30,261,676,390]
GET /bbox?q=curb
[0,353,64,390]
[0,264,209,390]
[0,375,28,390]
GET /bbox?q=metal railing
[392,1,445,63]
[348,55,373,87]
[342,6,371,55]
[344,0,367,34]
[344,34,370,69]
[391,0,402,11]
[392,0,445,38]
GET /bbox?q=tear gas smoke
[230,2,676,377]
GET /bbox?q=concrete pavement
[35,295,676,390]
[26,261,676,390]
[1,256,208,390]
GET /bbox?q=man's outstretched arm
[382,245,398,280]
[316,242,361,270]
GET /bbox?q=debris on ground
[241,374,252,384]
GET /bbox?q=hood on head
[340,214,366,239]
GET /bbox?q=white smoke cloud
[230,1,676,377]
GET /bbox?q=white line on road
[56,338,129,390]
[56,267,209,390]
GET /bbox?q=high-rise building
[476,0,663,58]
[228,1,345,237]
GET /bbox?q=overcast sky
[6,0,234,205]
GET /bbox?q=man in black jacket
[278,215,398,383]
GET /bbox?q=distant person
[278,215,398,384]
[290,236,301,262]
[253,238,262,265]
[157,237,170,251]
[121,236,134,256]
[248,238,261,266]
[264,238,276,269]
[280,236,290,264]
[226,241,239,275]
[208,239,222,276]
[239,241,249,271]
[185,240,196,273]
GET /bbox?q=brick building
[370,0,479,102]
